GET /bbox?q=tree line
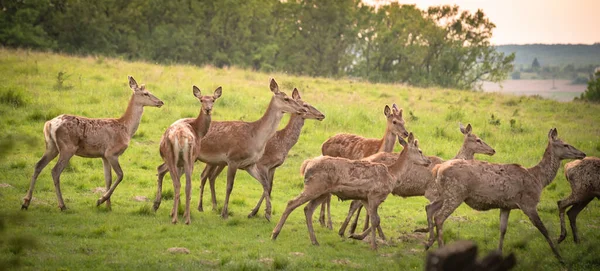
[0,0,514,90]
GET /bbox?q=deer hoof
[59,205,67,211]
[264,213,271,222]
[153,202,161,212]
[21,204,29,210]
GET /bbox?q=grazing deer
[155,78,307,219]
[339,123,495,237]
[198,89,325,221]
[557,157,600,244]
[22,76,164,211]
[318,104,408,228]
[154,86,222,224]
[271,133,431,250]
[425,128,585,262]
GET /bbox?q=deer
[22,76,164,211]
[317,104,408,228]
[339,123,495,238]
[271,133,431,250]
[197,89,325,221]
[557,156,600,244]
[154,78,307,219]
[154,86,222,224]
[425,128,586,263]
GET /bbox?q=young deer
[425,128,585,262]
[557,156,600,244]
[271,133,431,250]
[198,89,325,221]
[339,123,495,237]
[155,86,222,224]
[22,76,164,211]
[318,104,408,228]
[155,78,306,219]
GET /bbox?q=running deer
[154,86,222,224]
[154,78,306,219]
[197,89,325,221]
[22,76,164,211]
[339,123,495,237]
[271,133,430,250]
[557,156,600,244]
[425,128,585,262]
[318,104,408,228]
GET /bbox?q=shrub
[577,72,600,102]
[0,88,26,107]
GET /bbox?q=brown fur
[154,86,222,224]
[22,76,163,210]
[271,133,431,250]
[557,157,600,244]
[425,128,586,262]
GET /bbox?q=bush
[577,72,600,102]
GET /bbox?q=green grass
[0,48,599,270]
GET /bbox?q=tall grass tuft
[0,88,26,108]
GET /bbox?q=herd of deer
[21,76,598,262]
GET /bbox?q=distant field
[482,80,587,102]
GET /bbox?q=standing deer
[339,123,495,237]
[154,78,306,219]
[22,76,164,210]
[557,156,600,244]
[271,133,431,250]
[318,104,408,228]
[155,86,222,224]
[198,89,325,221]
[425,128,585,262]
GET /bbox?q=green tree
[578,71,600,102]
[0,0,56,49]
[532,57,540,70]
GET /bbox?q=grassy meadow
[1,48,600,270]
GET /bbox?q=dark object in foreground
[425,240,516,271]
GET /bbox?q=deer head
[292,88,325,121]
[459,123,496,156]
[385,104,409,138]
[193,86,222,115]
[398,133,431,167]
[548,128,586,160]
[270,78,307,115]
[128,76,164,108]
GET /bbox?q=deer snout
[402,131,409,138]
[578,152,586,159]
[488,149,496,155]
[156,101,165,108]
[317,114,325,121]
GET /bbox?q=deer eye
[284,97,289,101]
[392,120,397,124]
[563,144,568,147]
[476,139,481,143]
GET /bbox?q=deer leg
[22,146,59,210]
[325,196,333,229]
[246,164,271,221]
[367,199,384,250]
[101,157,112,210]
[198,164,211,212]
[221,166,237,219]
[50,150,75,211]
[557,194,579,243]
[318,197,327,227]
[425,200,443,249]
[272,191,319,240]
[566,197,593,244]
[426,198,461,250]
[153,163,168,211]
[209,165,224,211]
[304,194,329,246]
[498,209,511,251]
[521,207,563,263]
[339,200,362,237]
[97,155,124,206]
[183,156,194,225]
[362,211,370,233]
[349,203,363,235]
[170,167,182,224]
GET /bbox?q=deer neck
[250,98,285,142]
[453,145,474,160]
[388,151,409,178]
[377,127,396,153]
[118,96,144,138]
[191,109,211,138]
[279,114,306,150]
[527,142,561,187]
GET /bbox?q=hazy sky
[369,0,600,45]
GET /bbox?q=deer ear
[128,76,138,91]
[193,86,202,98]
[414,139,419,148]
[269,78,280,94]
[465,123,472,134]
[139,84,146,91]
[213,86,222,99]
[408,132,414,143]
[398,135,408,148]
[459,122,466,134]
[384,105,391,117]
[292,88,301,100]
[392,103,399,114]
[548,128,558,141]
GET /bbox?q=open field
[482,80,587,102]
[1,48,600,270]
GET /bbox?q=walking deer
[339,123,495,237]
[557,156,600,244]
[271,133,430,250]
[318,104,408,228]
[154,86,222,224]
[425,128,585,262]
[198,89,325,221]
[155,78,306,219]
[22,76,164,210]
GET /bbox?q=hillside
[496,44,600,67]
[1,48,599,270]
